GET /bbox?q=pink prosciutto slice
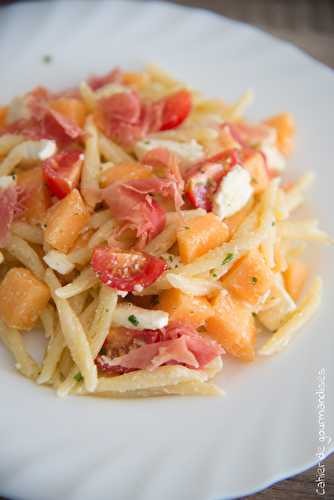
[103,181,166,248]
[96,323,223,374]
[87,67,123,91]
[0,185,25,247]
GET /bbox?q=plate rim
[0,1,333,499]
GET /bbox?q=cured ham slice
[96,323,223,373]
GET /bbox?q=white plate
[0,1,333,499]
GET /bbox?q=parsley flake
[42,54,53,64]
[222,253,234,266]
[251,276,258,284]
[73,372,84,382]
[128,314,139,327]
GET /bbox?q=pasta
[0,65,329,399]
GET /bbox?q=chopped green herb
[272,221,276,226]
[99,346,107,356]
[151,295,160,306]
[251,276,258,284]
[222,253,234,266]
[73,372,84,382]
[128,314,139,327]
[168,255,174,262]
[143,140,150,145]
[42,54,52,64]
[11,174,16,180]
[210,270,218,278]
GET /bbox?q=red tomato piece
[91,247,167,292]
[185,149,240,211]
[160,90,192,131]
[43,150,84,199]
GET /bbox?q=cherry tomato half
[91,247,167,292]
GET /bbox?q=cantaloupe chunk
[158,288,213,328]
[70,228,94,251]
[264,112,295,156]
[122,72,150,89]
[0,106,8,128]
[206,290,256,361]
[17,166,51,224]
[177,213,229,264]
[100,162,151,188]
[44,189,90,253]
[49,98,86,128]
[221,249,274,305]
[224,198,254,237]
[283,259,308,301]
[242,150,269,193]
[0,267,50,330]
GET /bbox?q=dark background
[0,1,333,499]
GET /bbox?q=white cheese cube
[212,165,253,220]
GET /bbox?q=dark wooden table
[0,1,333,499]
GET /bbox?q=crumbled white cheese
[113,303,169,330]
[134,139,204,163]
[261,144,286,172]
[0,175,16,189]
[37,140,57,160]
[43,250,75,275]
[117,290,128,298]
[212,165,253,220]
[133,284,144,293]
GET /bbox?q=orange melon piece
[44,189,90,253]
[242,150,269,193]
[49,98,86,128]
[283,259,308,301]
[264,112,295,156]
[177,213,229,264]
[158,288,213,328]
[122,72,150,88]
[100,162,152,188]
[207,290,256,361]
[17,166,51,224]
[106,327,135,353]
[0,267,50,330]
[0,106,8,128]
[70,228,94,251]
[221,249,274,305]
[224,198,254,237]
